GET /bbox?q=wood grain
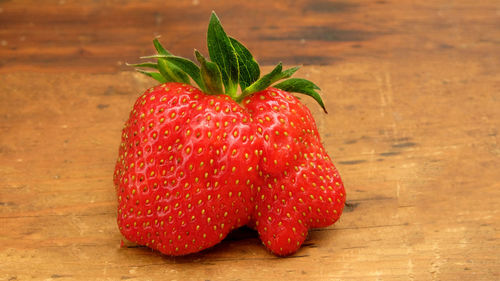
[1,0,499,280]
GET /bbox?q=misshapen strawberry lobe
[243,88,345,255]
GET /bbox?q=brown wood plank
[1,0,499,280]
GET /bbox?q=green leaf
[207,12,239,96]
[153,38,172,55]
[238,63,304,100]
[280,66,300,79]
[240,63,283,96]
[136,70,167,83]
[157,59,190,84]
[126,62,158,69]
[229,37,260,90]
[195,50,224,95]
[153,39,190,83]
[274,78,327,113]
[142,55,204,89]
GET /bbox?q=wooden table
[1,0,499,280]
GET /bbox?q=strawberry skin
[243,88,345,256]
[114,83,262,255]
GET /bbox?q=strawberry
[114,12,345,256]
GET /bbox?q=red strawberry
[114,12,345,256]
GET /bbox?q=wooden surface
[1,0,499,280]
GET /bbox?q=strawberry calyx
[129,12,327,113]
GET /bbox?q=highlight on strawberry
[114,12,346,256]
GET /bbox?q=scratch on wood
[408,255,415,281]
[396,181,401,198]
[430,242,443,280]
[349,196,394,202]
[341,245,368,250]
[379,151,401,157]
[50,274,72,279]
[376,72,394,117]
[338,159,366,165]
[261,26,373,42]
[378,73,387,117]
[376,71,403,140]
[303,1,358,13]
[0,212,114,219]
[398,205,415,208]
[392,142,417,148]
[384,72,394,105]
[343,139,358,144]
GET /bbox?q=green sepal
[136,70,167,83]
[229,37,260,90]
[274,78,327,113]
[126,62,158,69]
[280,66,300,79]
[157,59,190,84]
[151,39,193,83]
[240,63,300,97]
[153,38,172,55]
[241,63,283,96]
[195,50,224,95]
[142,55,204,89]
[207,12,239,96]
